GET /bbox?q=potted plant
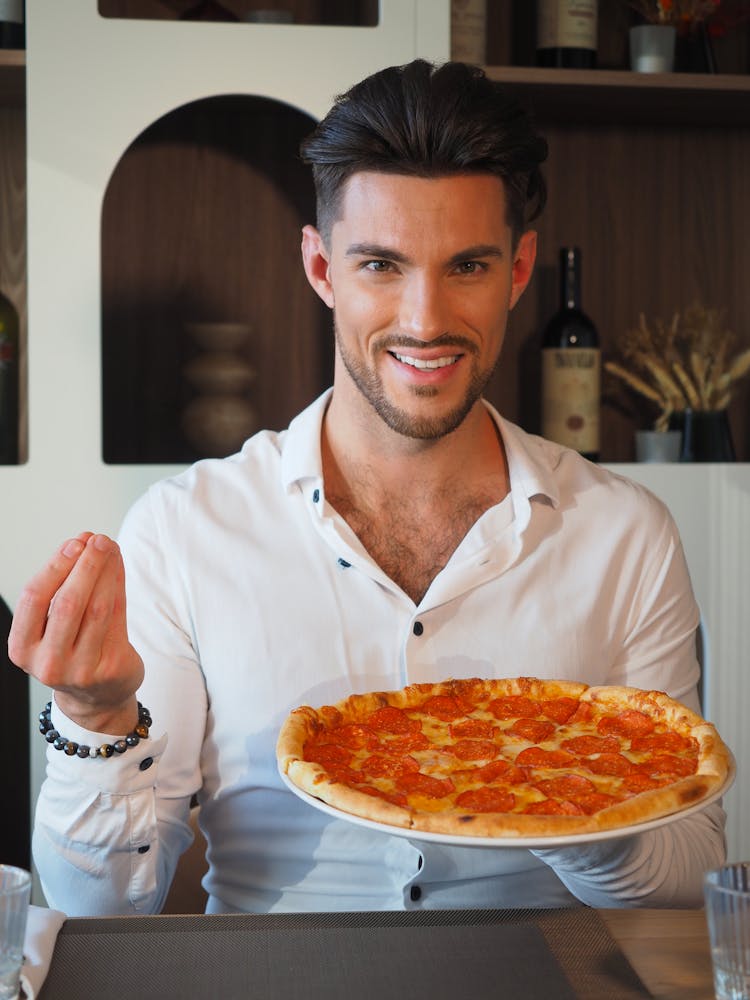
[605,303,750,461]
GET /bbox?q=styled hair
[300,59,548,246]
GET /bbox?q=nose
[398,272,449,342]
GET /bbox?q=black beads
[38,701,153,762]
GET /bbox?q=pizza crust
[276,677,731,839]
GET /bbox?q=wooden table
[601,908,715,1000]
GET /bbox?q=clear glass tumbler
[0,866,31,1000]
[705,863,750,1000]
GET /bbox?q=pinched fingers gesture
[8,532,144,732]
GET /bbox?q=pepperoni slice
[367,706,422,734]
[379,732,431,753]
[561,734,620,756]
[598,710,656,739]
[584,752,639,777]
[621,772,663,793]
[575,791,619,815]
[356,785,408,807]
[326,723,380,750]
[396,772,455,798]
[506,718,556,743]
[515,746,577,769]
[422,695,467,721]
[323,764,361,786]
[541,697,579,723]
[523,798,585,816]
[534,774,597,800]
[304,742,352,766]
[640,754,697,778]
[450,718,495,740]
[488,696,541,720]
[357,754,420,779]
[455,787,515,813]
[474,759,512,782]
[449,738,499,761]
[630,732,697,754]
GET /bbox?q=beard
[334,321,498,441]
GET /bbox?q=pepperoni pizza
[276,677,731,838]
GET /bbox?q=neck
[321,388,509,512]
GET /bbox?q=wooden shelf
[3,48,748,122]
[0,50,24,107]
[483,65,750,127]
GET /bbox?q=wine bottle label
[542,347,600,453]
[537,0,597,51]
[450,0,486,64]
[0,0,23,24]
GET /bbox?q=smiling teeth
[393,353,458,370]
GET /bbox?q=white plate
[281,758,735,849]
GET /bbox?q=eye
[363,259,394,273]
[455,260,487,275]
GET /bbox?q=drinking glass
[0,866,31,1000]
[705,863,750,1000]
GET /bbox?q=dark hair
[300,59,548,246]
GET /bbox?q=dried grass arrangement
[605,302,750,431]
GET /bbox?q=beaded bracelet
[38,701,152,759]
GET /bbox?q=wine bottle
[450,0,487,65]
[536,0,597,69]
[0,287,19,464]
[541,247,600,461]
[0,0,24,49]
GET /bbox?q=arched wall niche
[101,93,332,464]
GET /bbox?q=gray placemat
[38,907,650,1000]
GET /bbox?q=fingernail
[62,539,84,558]
[93,534,112,552]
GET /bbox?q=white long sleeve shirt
[33,391,726,915]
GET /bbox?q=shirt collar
[482,399,561,537]
[280,389,560,534]
[280,389,331,493]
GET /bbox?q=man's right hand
[8,532,144,735]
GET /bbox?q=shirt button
[410,885,422,901]
[413,621,424,636]
[312,489,320,503]
[139,757,154,771]
[137,845,150,854]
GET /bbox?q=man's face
[302,171,535,440]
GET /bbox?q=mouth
[390,351,461,371]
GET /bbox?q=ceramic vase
[668,409,736,462]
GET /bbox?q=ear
[301,225,334,309]
[509,229,537,311]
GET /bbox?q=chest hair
[328,488,501,605]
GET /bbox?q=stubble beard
[334,321,498,441]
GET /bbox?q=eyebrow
[344,243,506,265]
[345,243,410,263]
[448,244,506,266]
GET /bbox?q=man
[10,60,724,915]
